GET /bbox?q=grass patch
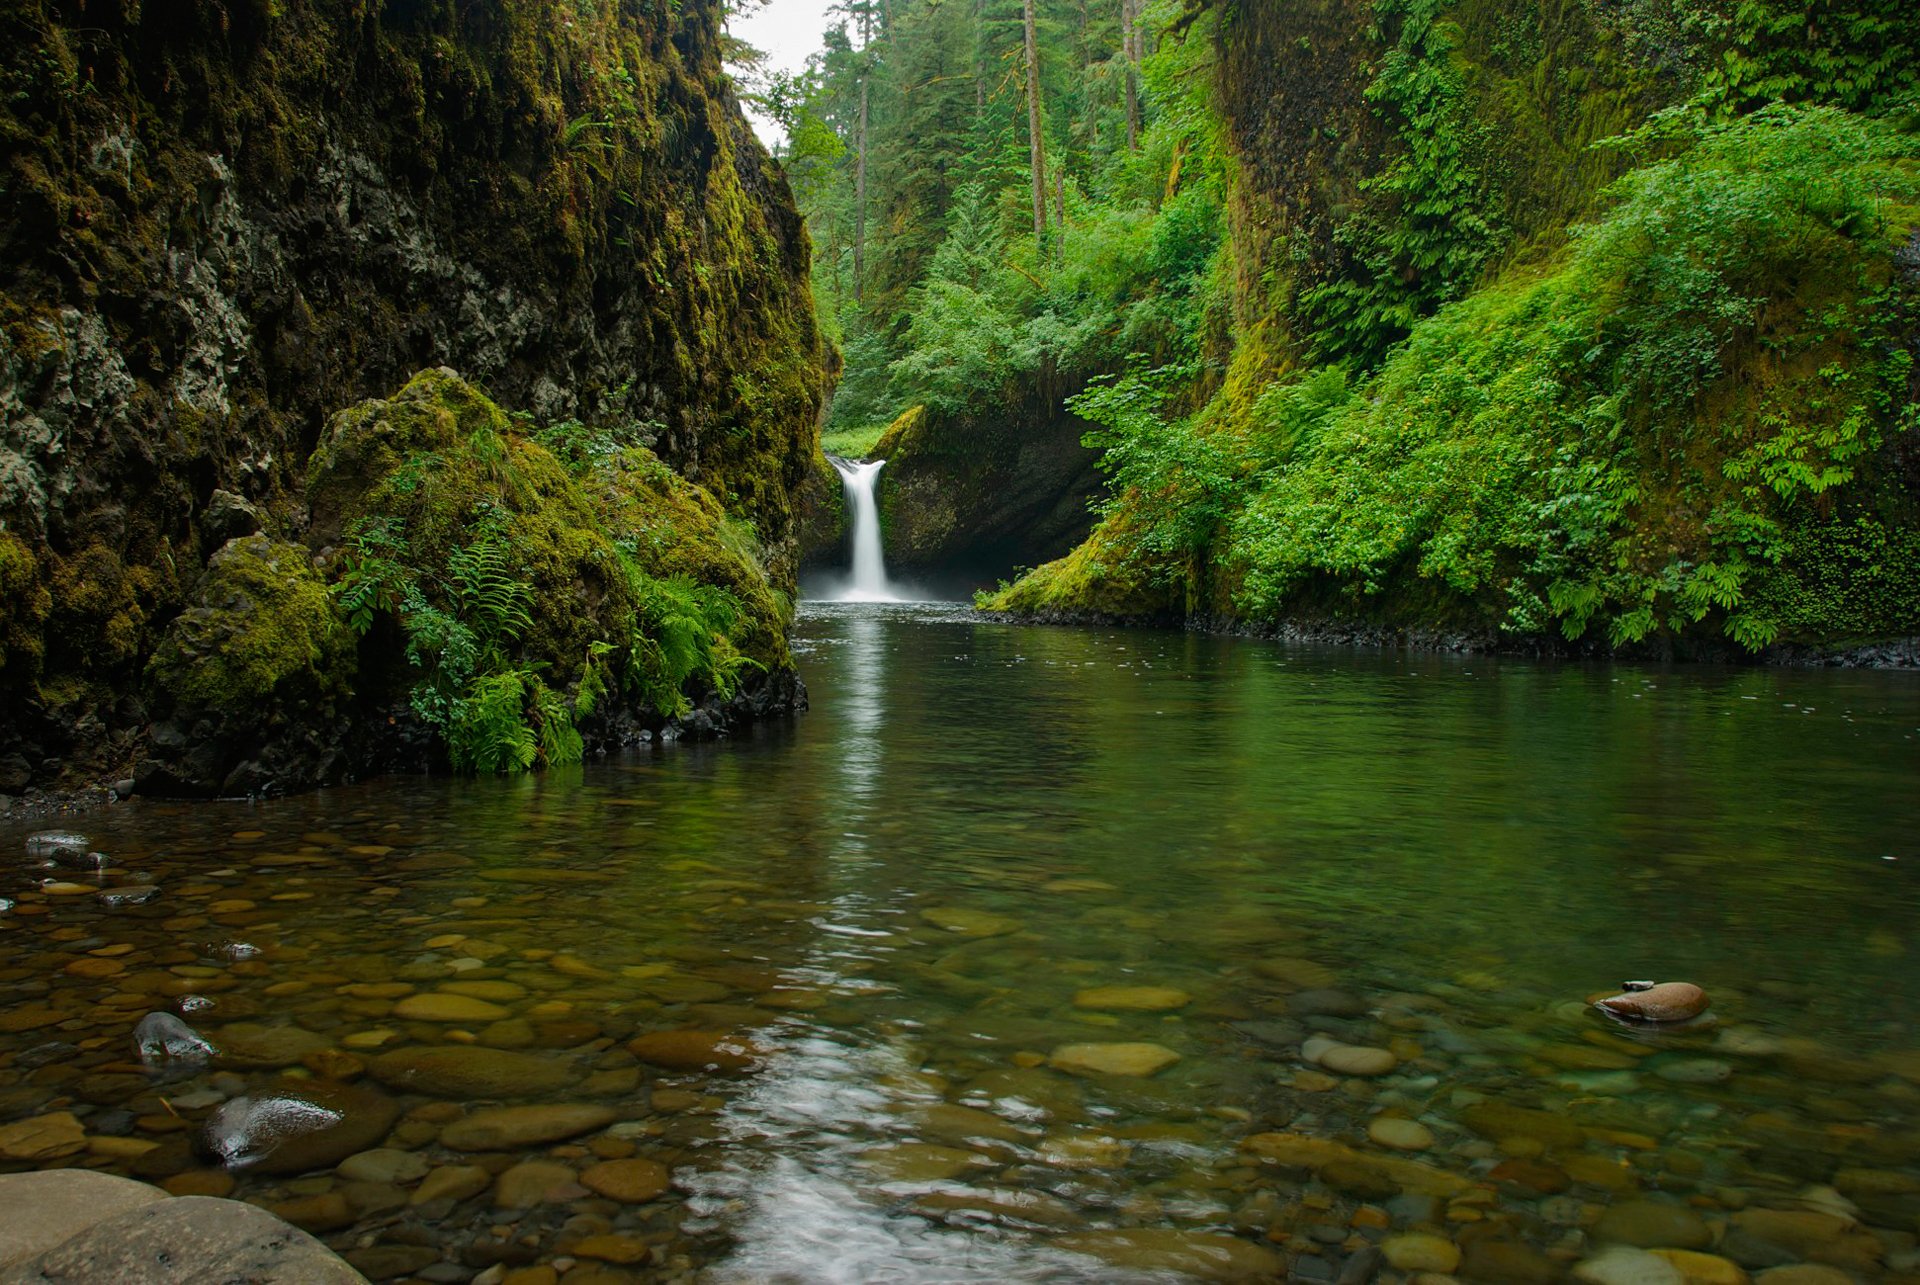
[821,424,892,459]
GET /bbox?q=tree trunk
[1121,0,1139,149]
[853,76,869,301]
[1023,0,1046,247]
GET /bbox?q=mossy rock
[151,536,353,708]
[306,368,794,769]
[141,535,355,795]
[0,530,51,682]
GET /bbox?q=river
[2,601,1918,1282]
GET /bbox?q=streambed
[2,602,1919,1282]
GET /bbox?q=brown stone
[579,1158,671,1204]
[627,1029,767,1072]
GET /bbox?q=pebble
[1048,1042,1181,1077]
[440,1105,619,1151]
[1380,1234,1462,1274]
[393,993,511,1022]
[1072,985,1191,1011]
[1593,1201,1715,1251]
[1367,1117,1435,1151]
[1575,1247,1686,1285]
[579,1158,671,1203]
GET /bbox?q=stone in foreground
[1048,1042,1181,1077]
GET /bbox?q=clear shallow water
[3,602,1920,1282]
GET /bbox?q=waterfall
[828,456,896,602]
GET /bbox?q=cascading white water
[829,456,897,602]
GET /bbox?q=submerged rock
[366,1046,581,1098]
[24,831,90,861]
[195,1081,400,1175]
[439,1104,618,1151]
[628,1028,768,1072]
[1052,1229,1284,1281]
[98,885,162,908]
[1048,1042,1181,1077]
[132,1013,216,1071]
[1072,985,1192,1011]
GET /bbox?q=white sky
[729,0,841,147]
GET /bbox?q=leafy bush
[1230,104,1920,649]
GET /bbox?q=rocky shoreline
[978,607,1920,670]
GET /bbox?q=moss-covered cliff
[988,0,1920,657]
[0,0,827,793]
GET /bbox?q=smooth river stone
[392,993,510,1022]
[492,1160,583,1208]
[196,1081,401,1176]
[366,1046,580,1098]
[0,1112,87,1162]
[409,1164,492,1205]
[335,1147,429,1185]
[439,1104,618,1151]
[1048,1043,1181,1078]
[1382,1233,1463,1274]
[1367,1117,1435,1151]
[1594,982,1710,1023]
[1649,1250,1750,1284]
[1052,1229,1285,1281]
[580,1158,672,1203]
[1458,1101,1589,1150]
[921,907,1023,937]
[213,1023,334,1070]
[1574,1247,1686,1285]
[860,1143,994,1183]
[1593,1200,1715,1250]
[1310,1041,1397,1077]
[628,1028,767,1072]
[0,1171,169,1267]
[903,1102,1029,1145]
[437,980,528,1002]
[1072,985,1192,1012]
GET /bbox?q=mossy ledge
[0,0,827,796]
[138,369,803,797]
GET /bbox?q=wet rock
[337,1147,430,1185]
[627,1029,768,1072]
[1459,1101,1588,1150]
[1594,983,1709,1024]
[860,1143,993,1183]
[23,832,91,861]
[1254,957,1339,990]
[1232,1018,1305,1047]
[1303,1036,1397,1077]
[903,1102,1029,1145]
[493,1160,585,1208]
[1648,1250,1749,1284]
[1241,1133,1472,1197]
[440,1105,618,1151]
[0,1112,86,1162]
[1593,1201,1714,1250]
[367,1046,581,1098]
[343,1245,441,1280]
[269,1192,355,1234]
[1653,1058,1734,1085]
[132,1012,216,1071]
[195,1081,401,1175]
[579,1158,670,1203]
[0,1194,362,1282]
[1575,1247,1686,1285]
[412,1164,491,1206]
[1751,1269,1854,1285]
[1048,1042,1181,1077]
[1052,1229,1284,1281]
[98,886,162,908]
[572,1234,650,1265]
[1729,1209,1874,1267]
[1367,1117,1434,1152]
[211,1022,333,1070]
[0,1171,168,1269]
[912,1187,1085,1229]
[1038,1134,1131,1169]
[1461,1238,1563,1284]
[1073,985,1192,1011]
[1381,1233,1462,1274]
[1290,988,1369,1018]
[393,993,511,1022]
[921,907,1023,937]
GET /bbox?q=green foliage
[1229,105,1920,649]
[1294,0,1505,370]
[1073,362,1239,568]
[1690,0,1920,117]
[319,370,786,773]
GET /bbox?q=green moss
[0,529,51,681]
[150,536,354,708]
[313,369,788,770]
[982,514,1182,618]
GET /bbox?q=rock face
[0,1191,363,1284]
[0,0,827,792]
[852,402,1103,576]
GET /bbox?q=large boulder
[0,1191,363,1284]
